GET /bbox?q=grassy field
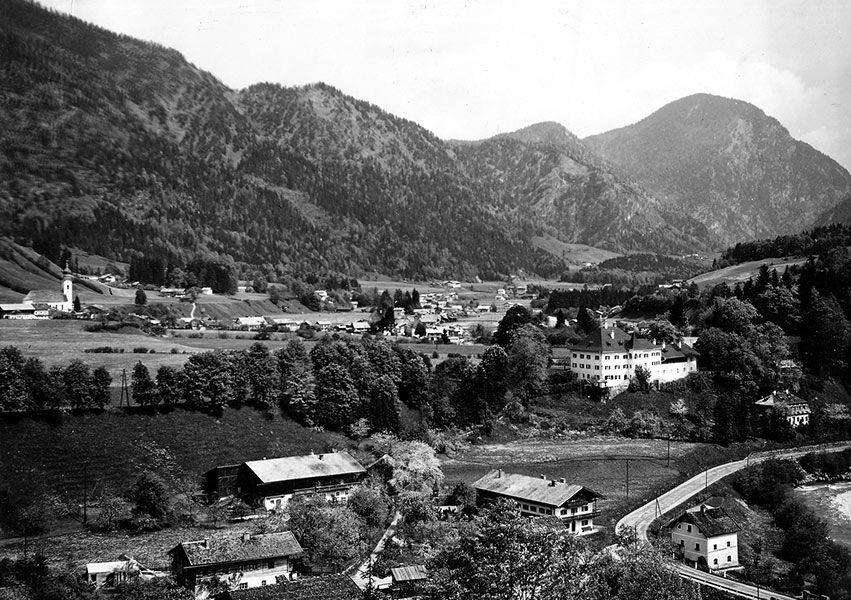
[531,235,622,266]
[0,408,352,501]
[688,256,807,288]
[442,435,698,533]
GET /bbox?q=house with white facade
[235,452,367,511]
[472,470,603,536]
[671,503,740,572]
[569,324,698,390]
[754,390,811,428]
[170,532,303,597]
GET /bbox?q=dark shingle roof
[678,507,740,537]
[226,574,361,600]
[172,532,302,567]
[473,470,602,508]
[755,390,810,415]
[570,327,631,353]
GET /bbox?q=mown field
[0,408,352,501]
[688,256,807,288]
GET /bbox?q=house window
[680,540,684,546]
[239,584,248,590]
[727,556,731,562]
[694,543,700,551]
[713,544,717,550]
[261,581,267,586]
[713,559,718,565]
[686,525,691,533]
[726,541,731,547]
[581,520,588,526]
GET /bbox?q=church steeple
[63,262,73,304]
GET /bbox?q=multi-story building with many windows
[568,324,698,390]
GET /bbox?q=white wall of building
[672,522,738,570]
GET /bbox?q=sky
[43,0,851,169]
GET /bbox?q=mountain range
[2,0,850,282]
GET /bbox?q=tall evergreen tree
[576,306,597,335]
[131,361,156,407]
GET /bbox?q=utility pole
[625,459,630,500]
[119,369,129,407]
[705,467,708,491]
[82,463,88,525]
[667,434,671,468]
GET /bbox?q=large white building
[569,324,698,389]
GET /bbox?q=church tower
[63,262,73,305]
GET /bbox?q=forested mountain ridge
[584,93,851,247]
[0,0,561,281]
[451,123,717,253]
[814,195,851,227]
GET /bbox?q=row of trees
[0,347,111,412]
[734,458,851,599]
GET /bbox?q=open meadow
[688,256,807,288]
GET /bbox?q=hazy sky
[43,0,851,169]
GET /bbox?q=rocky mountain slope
[584,93,851,247]
[452,122,716,253]
[814,195,851,227]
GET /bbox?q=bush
[84,346,118,353]
[187,332,203,339]
[170,347,179,354]
[218,332,230,339]
[132,347,149,353]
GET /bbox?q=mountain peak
[502,121,581,148]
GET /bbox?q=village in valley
[4,1,851,600]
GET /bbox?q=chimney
[662,340,666,350]
[310,450,314,456]
[540,474,546,480]
[559,478,566,484]
[609,330,615,340]
[496,469,502,478]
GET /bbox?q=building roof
[226,574,361,600]
[755,390,811,415]
[23,290,67,303]
[472,470,602,508]
[677,507,740,537]
[660,341,700,361]
[391,564,427,582]
[170,532,302,567]
[570,326,632,353]
[86,560,135,574]
[243,452,366,484]
[0,303,37,312]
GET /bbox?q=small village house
[390,565,427,597]
[84,558,141,589]
[235,452,367,511]
[754,389,811,428]
[222,573,361,600]
[670,503,740,572]
[169,532,303,597]
[472,470,603,535]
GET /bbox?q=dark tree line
[0,346,111,412]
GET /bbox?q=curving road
[616,442,851,600]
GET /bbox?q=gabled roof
[170,532,302,567]
[226,574,361,600]
[472,470,602,508]
[243,452,366,484]
[0,303,37,311]
[570,327,631,353]
[391,564,427,582]
[660,341,700,361]
[676,507,740,537]
[23,290,67,303]
[755,390,810,415]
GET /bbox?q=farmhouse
[391,564,427,597]
[223,573,362,600]
[0,302,49,320]
[236,452,367,511]
[569,324,698,389]
[670,503,740,572]
[754,389,811,428]
[169,531,302,596]
[472,470,603,535]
